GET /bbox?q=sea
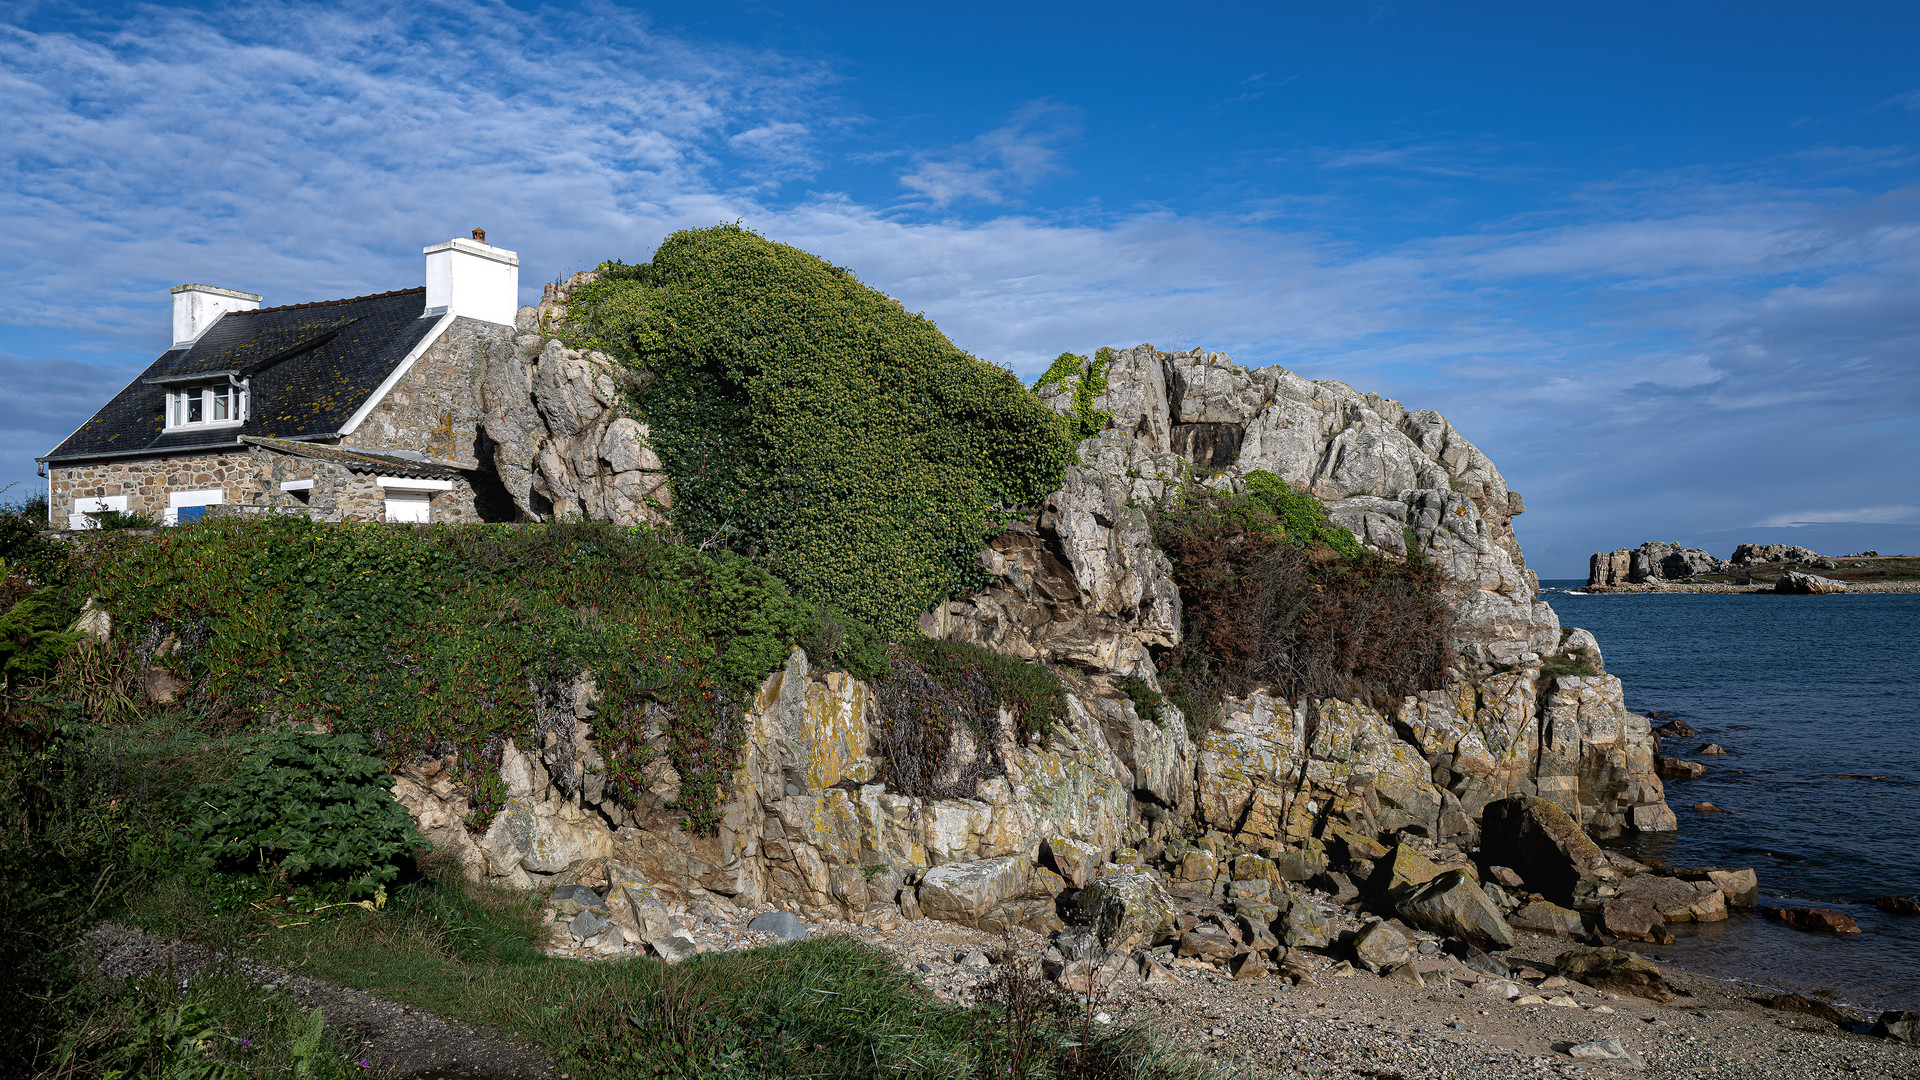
[1539,582,1920,1012]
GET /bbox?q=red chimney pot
[471,228,486,243]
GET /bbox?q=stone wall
[50,450,261,525]
[51,445,491,527]
[344,316,507,465]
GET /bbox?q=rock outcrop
[1587,542,1728,587]
[456,273,674,526]
[391,339,1673,941]
[1731,543,1818,565]
[1774,570,1846,595]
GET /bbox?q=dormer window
[165,383,247,430]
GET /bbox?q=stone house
[38,233,670,530]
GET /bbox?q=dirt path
[87,924,558,1080]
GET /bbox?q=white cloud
[895,101,1082,208]
[1753,506,1920,528]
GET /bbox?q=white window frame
[165,488,226,526]
[69,495,128,531]
[164,383,248,432]
[375,476,450,525]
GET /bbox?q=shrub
[0,590,81,688]
[179,730,425,898]
[563,224,1076,633]
[870,638,1067,798]
[1241,470,1361,559]
[1150,484,1453,715]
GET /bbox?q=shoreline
[1555,581,1920,595]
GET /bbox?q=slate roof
[41,287,444,464]
[241,437,463,480]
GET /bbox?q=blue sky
[4,0,1919,576]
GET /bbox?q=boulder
[747,911,810,941]
[1396,869,1517,950]
[1872,1010,1920,1043]
[1478,796,1608,905]
[1555,946,1675,1003]
[1651,718,1697,738]
[1775,571,1846,594]
[1674,867,1759,909]
[1230,951,1269,980]
[1764,907,1861,934]
[548,884,608,917]
[1374,844,1445,896]
[1763,993,1852,1027]
[1042,836,1103,889]
[1076,869,1177,952]
[917,855,1033,927]
[1875,896,1920,916]
[1614,875,1728,923]
[1176,930,1238,963]
[1655,756,1707,780]
[649,935,700,964]
[1695,743,1726,756]
[1566,1036,1647,1070]
[1352,922,1414,973]
[1173,848,1220,884]
[1280,902,1335,949]
[1599,900,1672,945]
[604,866,676,943]
[1509,901,1585,939]
[1487,865,1525,890]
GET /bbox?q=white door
[384,493,431,523]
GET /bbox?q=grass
[119,859,1218,1080]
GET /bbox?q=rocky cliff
[395,336,1674,935]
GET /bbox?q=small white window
[374,476,449,525]
[384,493,431,523]
[69,495,129,530]
[165,383,247,431]
[165,488,225,526]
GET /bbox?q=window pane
[212,387,229,421]
[169,393,180,427]
[187,390,203,423]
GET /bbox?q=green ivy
[1032,347,1116,441]
[1241,470,1362,560]
[61,517,879,834]
[563,224,1076,634]
[179,730,424,898]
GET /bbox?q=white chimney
[423,229,519,325]
[171,283,262,347]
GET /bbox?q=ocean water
[1539,582,1920,1012]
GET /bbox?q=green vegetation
[564,224,1076,634]
[1240,470,1362,560]
[41,516,888,832]
[1151,476,1453,718]
[179,731,424,899]
[2,705,1208,1079]
[1033,347,1117,441]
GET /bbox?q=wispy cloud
[895,101,1082,209]
[1753,506,1920,528]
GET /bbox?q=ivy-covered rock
[564,224,1076,633]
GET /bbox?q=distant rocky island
[1584,542,1920,594]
